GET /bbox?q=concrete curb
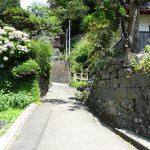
[115,128,150,150]
[0,103,38,150]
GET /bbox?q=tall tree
[128,0,140,52]
[121,0,149,52]
[0,0,20,14]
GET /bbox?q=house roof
[120,0,150,14]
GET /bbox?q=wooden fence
[73,73,88,82]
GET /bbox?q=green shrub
[0,90,34,111]
[10,92,34,109]
[69,34,93,73]
[12,76,40,102]
[11,60,40,78]
[28,39,53,79]
[70,80,87,88]
[131,46,150,73]
[0,90,10,111]
[144,45,150,53]
[0,70,14,91]
[131,55,150,73]
[28,38,53,96]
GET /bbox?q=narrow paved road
[8,83,136,150]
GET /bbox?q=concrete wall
[51,61,70,84]
[86,56,150,138]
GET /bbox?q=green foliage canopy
[0,0,20,14]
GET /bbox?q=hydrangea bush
[0,26,30,69]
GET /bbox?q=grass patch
[0,108,23,136]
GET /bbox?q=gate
[51,61,70,84]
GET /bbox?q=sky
[21,0,47,9]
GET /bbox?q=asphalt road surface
[8,83,136,150]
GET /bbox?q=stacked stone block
[87,57,150,138]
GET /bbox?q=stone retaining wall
[86,55,150,138]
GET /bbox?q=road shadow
[42,99,68,104]
[68,97,77,101]
[67,101,89,111]
[42,97,90,112]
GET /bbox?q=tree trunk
[121,17,128,52]
[128,0,140,53]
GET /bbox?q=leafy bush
[12,60,40,78]
[29,39,53,78]
[0,90,34,111]
[10,92,34,109]
[70,80,87,89]
[144,45,150,53]
[69,34,93,73]
[0,0,20,14]
[131,45,150,73]
[0,25,41,113]
[13,76,40,102]
[131,55,150,73]
[28,38,53,96]
[0,90,10,111]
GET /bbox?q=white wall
[139,15,150,32]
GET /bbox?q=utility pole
[68,20,71,55]
[66,28,68,60]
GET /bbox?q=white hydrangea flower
[0,46,3,49]
[17,45,28,53]
[10,51,15,55]
[7,42,15,49]
[9,32,13,36]
[0,29,6,36]
[0,46,7,52]
[16,35,22,40]
[9,35,15,40]
[3,26,15,32]
[17,45,22,50]
[3,56,9,61]
[0,26,31,64]
[22,37,30,42]
[4,39,9,44]
[12,30,29,42]
[22,46,28,53]
[23,33,29,38]
[0,36,4,41]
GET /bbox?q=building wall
[139,15,150,31]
